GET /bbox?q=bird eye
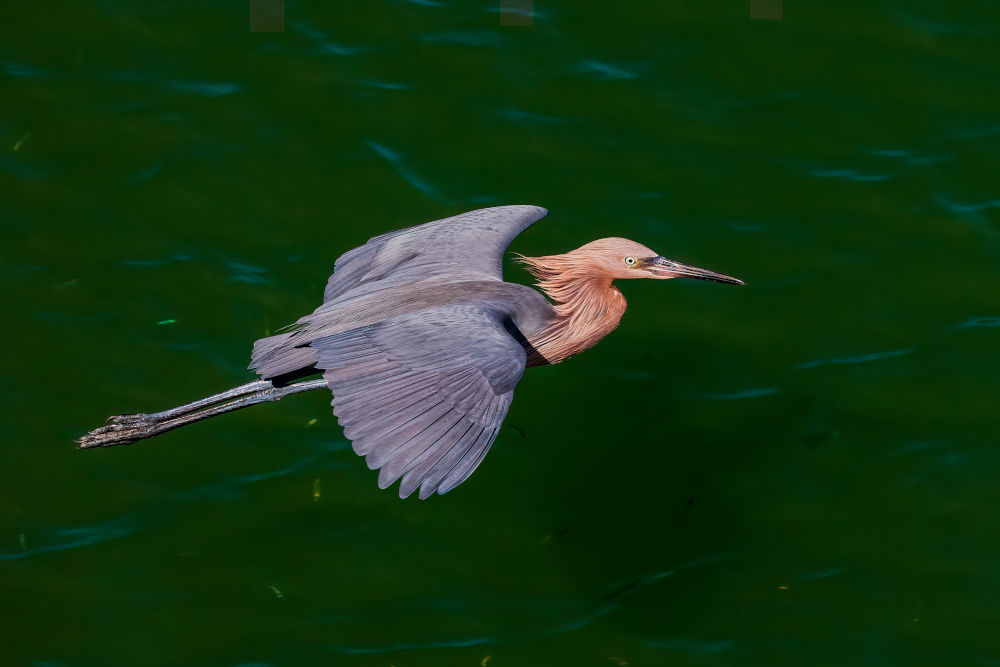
[624,256,637,267]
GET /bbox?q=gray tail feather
[249,332,318,379]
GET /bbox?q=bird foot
[105,413,146,426]
[78,415,156,449]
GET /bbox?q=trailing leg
[77,378,328,449]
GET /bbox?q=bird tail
[249,331,318,379]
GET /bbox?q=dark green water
[4,1,1000,664]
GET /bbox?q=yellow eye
[624,256,637,267]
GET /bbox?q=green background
[3,1,999,665]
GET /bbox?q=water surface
[3,1,999,664]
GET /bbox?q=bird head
[569,238,745,285]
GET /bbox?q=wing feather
[442,428,500,494]
[410,424,487,500]
[376,411,466,488]
[397,420,477,498]
[314,305,526,498]
[419,425,498,499]
[250,206,547,382]
[365,402,452,469]
[439,428,500,495]
[347,395,446,445]
[336,376,440,423]
[323,205,547,302]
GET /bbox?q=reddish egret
[78,206,743,498]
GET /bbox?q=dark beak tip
[695,273,746,287]
[649,257,744,286]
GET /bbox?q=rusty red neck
[516,254,628,365]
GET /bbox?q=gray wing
[313,304,526,499]
[249,205,545,381]
[323,205,547,302]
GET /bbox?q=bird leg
[107,379,273,426]
[76,378,329,449]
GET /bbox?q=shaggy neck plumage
[516,252,628,366]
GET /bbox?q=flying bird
[78,206,743,498]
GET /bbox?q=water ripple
[288,20,370,55]
[687,387,780,401]
[4,62,53,79]
[167,79,241,98]
[937,196,1000,223]
[807,168,892,182]
[367,141,447,202]
[316,599,618,654]
[798,347,916,369]
[888,440,970,487]
[0,263,46,277]
[953,124,1000,140]
[315,559,732,655]
[481,4,550,21]
[867,148,912,158]
[0,451,332,561]
[866,147,953,166]
[126,163,162,185]
[574,60,637,81]
[105,71,242,98]
[548,603,618,634]
[312,42,369,56]
[0,153,60,180]
[957,316,1000,329]
[420,31,500,47]
[498,108,566,126]
[288,19,328,39]
[890,9,1000,37]
[0,515,136,562]
[227,260,271,285]
[121,253,193,267]
[361,79,412,91]
[324,636,493,655]
[804,566,845,580]
[644,638,735,654]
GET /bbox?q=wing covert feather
[323,205,547,302]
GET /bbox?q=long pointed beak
[645,256,745,285]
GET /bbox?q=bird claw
[78,415,153,449]
[105,413,145,426]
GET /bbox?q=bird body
[78,205,743,499]
[250,278,554,378]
